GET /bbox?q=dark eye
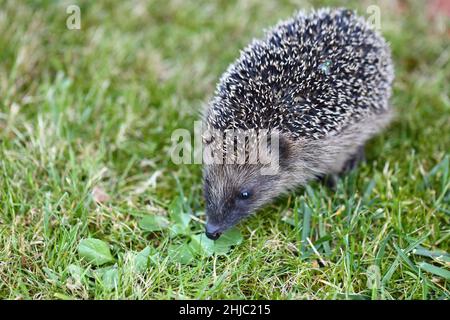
[239,191,251,200]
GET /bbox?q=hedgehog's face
[201,129,298,239]
[203,164,285,239]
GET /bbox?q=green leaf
[67,264,87,283]
[190,234,215,257]
[375,232,392,268]
[318,214,331,256]
[382,257,400,284]
[393,243,419,272]
[95,267,119,290]
[300,200,312,255]
[168,197,191,237]
[412,247,450,263]
[54,293,74,300]
[43,267,59,282]
[168,244,194,264]
[213,228,243,255]
[139,215,169,232]
[169,197,190,226]
[217,228,243,246]
[169,222,192,237]
[313,234,332,247]
[362,178,376,202]
[78,238,114,266]
[103,268,118,290]
[133,246,159,272]
[418,262,450,280]
[134,247,151,273]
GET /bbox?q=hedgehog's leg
[342,145,366,173]
[318,146,365,190]
[317,174,338,191]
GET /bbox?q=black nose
[205,231,221,240]
[205,223,222,240]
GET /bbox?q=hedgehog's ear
[258,131,293,171]
[277,134,293,168]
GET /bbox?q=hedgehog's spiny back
[205,8,394,140]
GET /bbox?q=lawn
[0,0,449,299]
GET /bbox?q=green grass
[0,0,449,299]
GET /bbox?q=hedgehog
[201,8,394,240]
